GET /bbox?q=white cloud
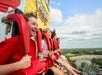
[56,9,102,42]
[50,1,61,6]
[50,7,63,24]
[50,8,102,48]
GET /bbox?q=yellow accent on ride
[24,0,50,29]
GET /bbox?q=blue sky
[50,0,102,49]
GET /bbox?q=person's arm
[57,58,78,75]
[0,55,31,75]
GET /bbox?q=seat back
[7,13,30,54]
[11,8,24,37]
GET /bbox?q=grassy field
[61,48,102,58]
[65,53,78,57]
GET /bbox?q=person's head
[56,38,60,44]
[43,28,52,38]
[51,29,57,39]
[24,13,38,37]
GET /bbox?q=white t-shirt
[42,39,49,55]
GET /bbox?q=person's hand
[17,55,32,69]
[48,51,53,57]
[38,53,44,60]
[56,58,68,67]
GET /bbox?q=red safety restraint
[4,14,47,75]
[41,32,55,67]
[0,0,20,12]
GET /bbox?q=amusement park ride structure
[0,0,61,75]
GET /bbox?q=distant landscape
[61,48,102,75]
[61,48,102,57]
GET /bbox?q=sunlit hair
[51,29,56,38]
[42,28,50,33]
[56,38,60,41]
[23,13,37,21]
[41,28,51,39]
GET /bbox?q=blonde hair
[42,28,50,33]
[24,13,37,21]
